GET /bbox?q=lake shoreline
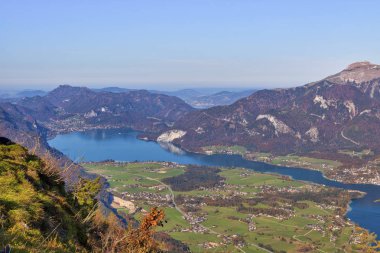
[150,138,380,187]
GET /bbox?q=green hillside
[0,138,95,252]
[0,137,189,253]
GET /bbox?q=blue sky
[1,0,380,90]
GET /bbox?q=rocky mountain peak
[326,61,380,84]
[345,61,375,70]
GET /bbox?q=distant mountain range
[161,89,256,108]
[94,87,256,108]
[0,89,47,98]
[1,61,380,185]
[0,89,48,102]
[1,87,256,108]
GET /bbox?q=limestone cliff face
[157,130,187,142]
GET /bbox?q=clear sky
[1,0,380,90]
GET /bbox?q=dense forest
[162,165,224,191]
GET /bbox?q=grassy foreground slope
[0,138,191,253]
[84,162,379,253]
[0,138,90,252]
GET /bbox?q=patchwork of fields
[84,162,371,253]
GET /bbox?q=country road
[145,177,189,221]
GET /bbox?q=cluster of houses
[122,191,172,207]
[334,165,380,185]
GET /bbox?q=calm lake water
[49,129,380,238]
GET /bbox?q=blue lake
[49,129,380,238]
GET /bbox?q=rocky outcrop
[256,114,294,136]
[157,130,187,142]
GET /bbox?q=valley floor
[201,145,380,186]
[83,161,376,253]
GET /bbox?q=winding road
[341,129,360,146]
